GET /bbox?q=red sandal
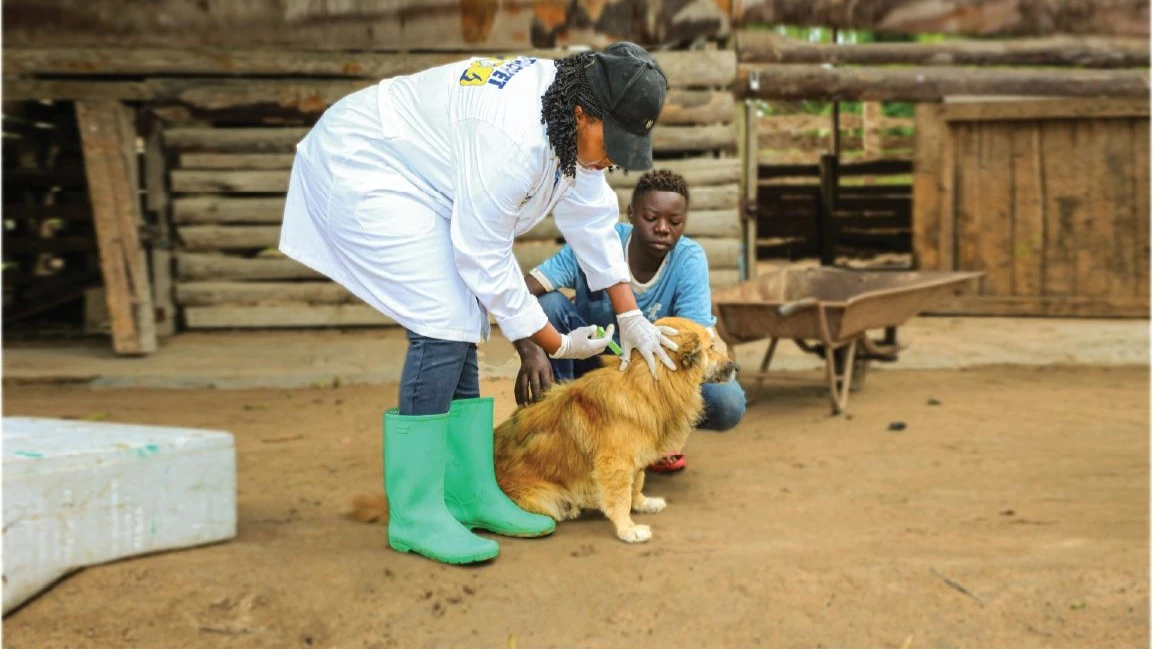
[647,453,686,473]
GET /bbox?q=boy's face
[630,190,687,258]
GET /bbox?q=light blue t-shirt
[531,223,716,333]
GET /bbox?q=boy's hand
[514,339,554,407]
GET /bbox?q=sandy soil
[2,366,1149,649]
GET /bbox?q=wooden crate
[914,98,1150,317]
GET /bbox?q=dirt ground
[2,365,1149,649]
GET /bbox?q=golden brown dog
[351,316,737,543]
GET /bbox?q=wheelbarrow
[712,267,984,414]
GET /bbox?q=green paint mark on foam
[136,444,160,458]
[13,450,43,458]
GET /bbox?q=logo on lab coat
[459,57,539,90]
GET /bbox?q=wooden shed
[141,51,741,330]
[3,0,741,351]
[913,98,1150,317]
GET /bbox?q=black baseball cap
[584,42,668,172]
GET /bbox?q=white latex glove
[549,324,616,360]
[616,310,679,377]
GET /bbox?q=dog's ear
[678,332,703,369]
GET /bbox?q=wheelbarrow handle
[776,297,820,317]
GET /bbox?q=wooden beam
[176,281,358,306]
[179,225,284,251]
[3,48,737,88]
[185,304,394,329]
[758,113,913,132]
[177,253,321,281]
[75,101,158,355]
[164,128,308,153]
[173,197,287,224]
[605,156,741,189]
[737,64,1151,101]
[180,153,297,170]
[758,130,914,152]
[939,97,1150,121]
[732,0,1150,38]
[162,125,734,156]
[927,295,1149,317]
[697,237,742,269]
[652,124,736,153]
[516,209,742,241]
[4,79,734,123]
[658,90,735,126]
[686,210,742,238]
[618,183,740,212]
[172,154,742,187]
[171,170,288,194]
[737,31,1151,68]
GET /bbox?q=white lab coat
[279,56,630,343]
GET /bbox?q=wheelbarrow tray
[713,267,984,346]
[712,267,984,414]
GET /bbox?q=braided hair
[629,169,690,214]
[541,51,606,178]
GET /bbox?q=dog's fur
[350,317,737,543]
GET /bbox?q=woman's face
[574,106,613,171]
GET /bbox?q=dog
[351,316,738,543]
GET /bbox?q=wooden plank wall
[160,52,740,329]
[914,98,1151,317]
[2,0,733,51]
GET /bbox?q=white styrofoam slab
[2,417,237,614]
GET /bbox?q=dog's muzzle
[706,360,739,383]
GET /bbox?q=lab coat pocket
[351,190,438,237]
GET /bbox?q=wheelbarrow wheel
[833,347,870,393]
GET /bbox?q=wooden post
[862,101,883,185]
[818,153,839,266]
[142,115,177,336]
[75,100,157,355]
[743,98,759,280]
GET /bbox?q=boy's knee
[700,382,747,432]
[537,291,573,321]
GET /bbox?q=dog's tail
[347,492,389,524]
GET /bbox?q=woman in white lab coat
[280,42,679,565]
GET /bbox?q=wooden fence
[914,98,1150,317]
[758,105,914,164]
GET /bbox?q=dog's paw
[617,524,652,544]
[632,497,667,514]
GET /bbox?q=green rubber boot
[445,397,557,538]
[384,409,499,564]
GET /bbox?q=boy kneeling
[517,169,747,473]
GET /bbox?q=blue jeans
[538,291,747,431]
[398,330,480,416]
